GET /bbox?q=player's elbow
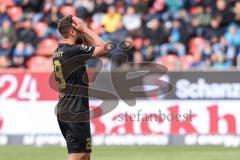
[92,44,107,57]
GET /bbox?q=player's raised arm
[72,16,107,57]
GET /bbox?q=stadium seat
[189,37,205,47]
[60,6,76,16]
[36,39,58,56]
[181,55,195,69]
[7,6,23,22]
[33,22,49,38]
[0,0,14,6]
[133,38,143,50]
[159,55,179,71]
[190,7,199,15]
[27,56,53,71]
[189,37,205,55]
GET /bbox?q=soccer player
[53,15,107,160]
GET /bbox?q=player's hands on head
[72,16,87,32]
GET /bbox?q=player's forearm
[84,28,105,47]
[84,28,107,57]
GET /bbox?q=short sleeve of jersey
[64,44,95,58]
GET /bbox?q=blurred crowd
[1,0,240,70]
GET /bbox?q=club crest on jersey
[79,44,92,52]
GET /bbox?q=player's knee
[69,153,90,160]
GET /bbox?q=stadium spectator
[0,5,9,26]
[212,36,229,63]
[122,6,141,32]
[0,37,11,68]
[20,0,43,13]
[160,19,187,57]
[16,20,39,47]
[45,5,63,38]
[46,5,63,29]
[144,18,165,46]
[102,5,121,33]
[224,23,240,61]
[212,0,235,27]
[165,0,184,11]
[224,23,240,47]
[200,40,212,64]
[234,0,240,23]
[141,38,155,62]
[204,16,224,43]
[110,21,128,43]
[74,0,95,19]
[0,20,16,45]
[43,0,55,13]
[191,5,211,27]
[0,0,240,70]
[131,0,149,14]
[20,0,44,21]
[0,19,16,68]
[108,22,129,67]
[94,0,108,13]
[92,0,108,24]
[115,0,126,15]
[162,0,184,20]
[211,51,231,69]
[12,42,34,67]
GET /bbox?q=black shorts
[57,119,92,153]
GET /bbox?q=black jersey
[53,43,95,113]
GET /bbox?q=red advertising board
[0,70,57,101]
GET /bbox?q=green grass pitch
[0,146,239,160]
